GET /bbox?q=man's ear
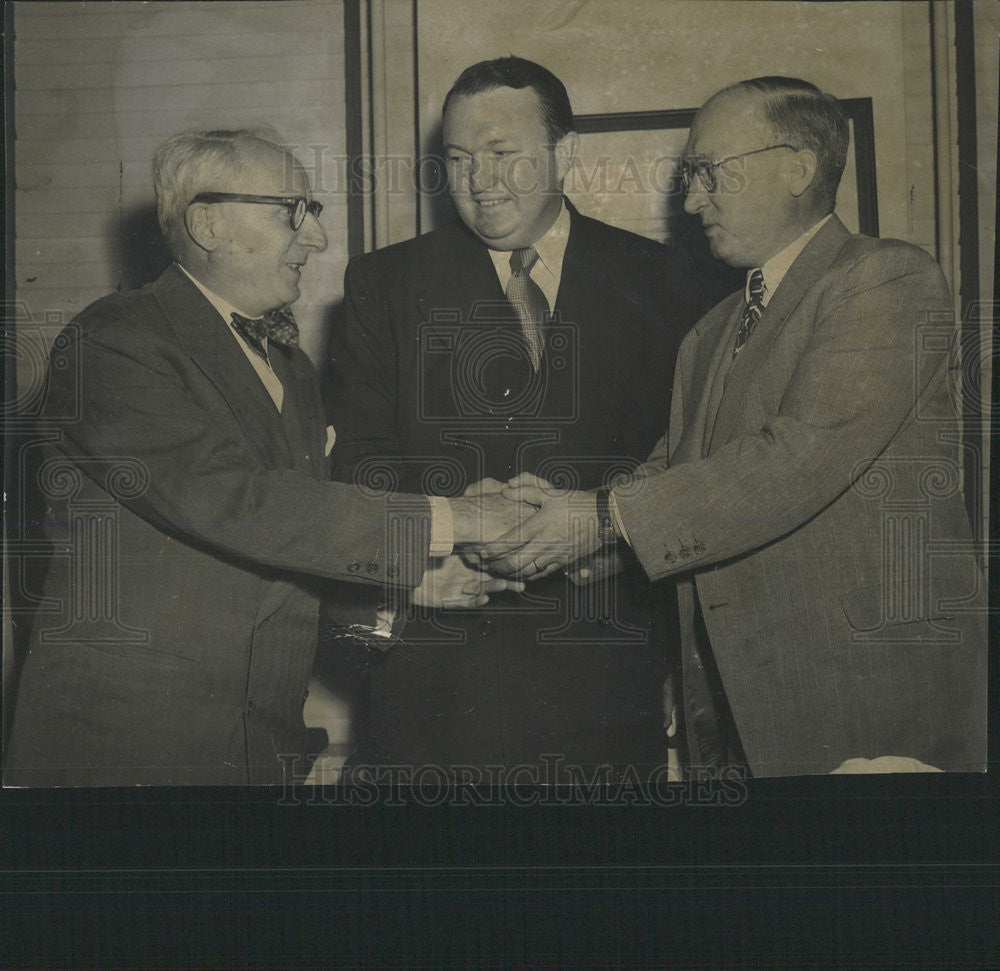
[784,147,818,198]
[554,130,580,184]
[185,202,221,252]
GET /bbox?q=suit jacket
[324,202,704,772]
[5,265,433,786]
[615,216,987,776]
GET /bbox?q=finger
[438,596,478,609]
[461,573,526,593]
[500,485,546,506]
[481,523,543,559]
[489,552,541,577]
[463,477,506,497]
[529,562,563,580]
[480,556,523,578]
[504,472,551,490]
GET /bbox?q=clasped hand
[460,474,604,580]
[414,475,603,607]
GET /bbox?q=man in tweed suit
[485,77,987,777]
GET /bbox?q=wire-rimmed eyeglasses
[681,144,797,193]
[189,192,323,230]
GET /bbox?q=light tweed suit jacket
[616,216,987,776]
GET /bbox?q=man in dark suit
[4,129,525,787]
[485,77,987,776]
[324,57,704,779]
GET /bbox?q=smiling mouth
[474,198,510,208]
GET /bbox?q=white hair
[152,127,286,254]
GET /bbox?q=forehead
[443,86,548,142]
[687,93,770,156]
[227,142,310,195]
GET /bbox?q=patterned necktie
[507,246,548,371]
[732,268,766,358]
[230,308,299,361]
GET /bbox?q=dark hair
[716,76,850,210]
[443,56,575,141]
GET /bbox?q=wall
[13,0,348,373]
[414,0,935,256]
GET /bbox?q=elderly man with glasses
[484,77,987,777]
[5,129,529,787]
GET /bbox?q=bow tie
[230,307,299,359]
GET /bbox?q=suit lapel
[709,216,853,449]
[669,293,743,464]
[555,202,619,323]
[415,225,506,335]
[151,265,292,468]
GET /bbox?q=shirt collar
[749,213,832,306]
[488,201,571,284]
[176,262,262,324]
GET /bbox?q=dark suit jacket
[324,203,704,773]
[616,217,987,776]
[5,265,433,786]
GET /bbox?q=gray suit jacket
[616,217,987,776]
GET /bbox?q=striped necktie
[507,246,548,371]
[732,268,765,358]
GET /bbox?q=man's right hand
[450,492,539,547]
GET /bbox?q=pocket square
[325,425,336,457]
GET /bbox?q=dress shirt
[177,263,285,412]
[754,213,831,308]
[487,201,571,312]
[608,213,833,544]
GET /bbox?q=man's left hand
[411,554,526,608]
[481,485,603,578]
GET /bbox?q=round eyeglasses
[681,144,797,193]
[189,192,323,230]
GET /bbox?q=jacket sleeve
[45,307,431,589]
[616,241,954,582]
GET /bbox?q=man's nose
[469,155,499,192]
[682,182,708,215]
[297,210,328,252]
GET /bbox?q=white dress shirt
[487,201,571,312]
[177,263,286,412]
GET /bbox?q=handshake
[411,474,611,609]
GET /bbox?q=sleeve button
[347,561,361,573]
[366,561,379,574]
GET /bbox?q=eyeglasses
[189,192,323,230]
[681,144,797,193]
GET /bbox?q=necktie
[732,268,765,358]
[507,247,548,371]
[230,308,299,361]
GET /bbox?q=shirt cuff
[428,495,455,557]
[608,490,632,547]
